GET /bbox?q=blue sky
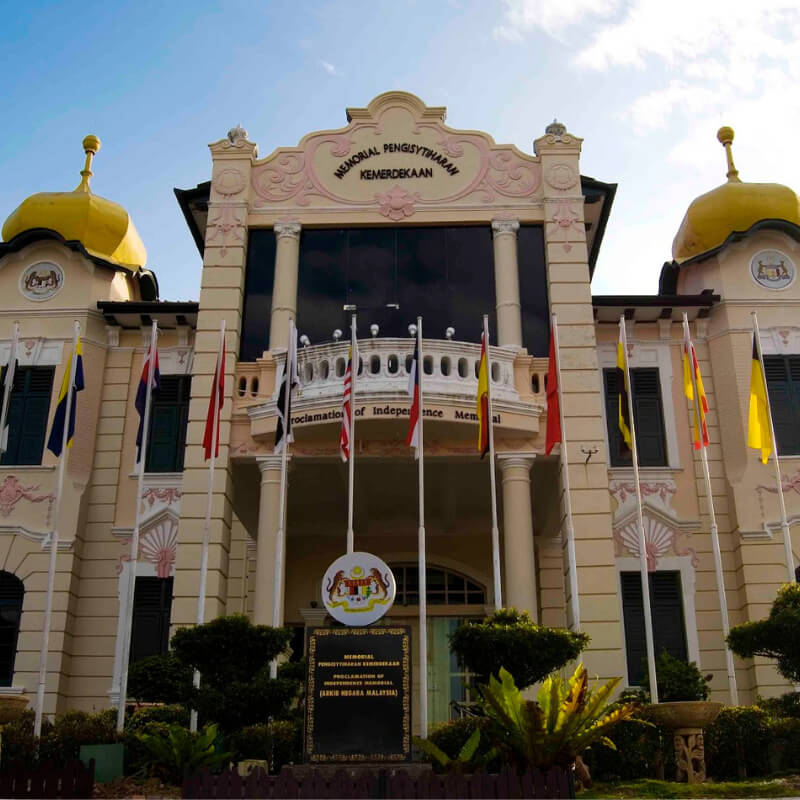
[2,0,799,300]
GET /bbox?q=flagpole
[683,314,738,704]
[0,321,19,455]
[416,316,428,738]
[35,320,80,739]
[346,314,356,554]
[619,317,659,703]
[483,316,502,611]
[551,313,580,631]
[191,319,226,732]
[270,317,294,679]
[116,320,158,731]
[752,312,795,583]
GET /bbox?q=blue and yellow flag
[47,338,85,457]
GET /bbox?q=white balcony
[287,338,519,404]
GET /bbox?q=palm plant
[480,665,637,769]
[413,727,499,773]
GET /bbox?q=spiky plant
[479,665,637,769]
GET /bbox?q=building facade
[0,93,798,729]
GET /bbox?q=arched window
[0,572,24,686]
[389,564,485,606]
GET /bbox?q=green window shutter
[130,577,174,664]
[621,570,688,686]
[765,356,800,455]
[632,369,667,467]
[145,376,192,473]
[0,571,24,686]
[0,367,54,466]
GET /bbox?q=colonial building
[0,92,798,729]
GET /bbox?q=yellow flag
[748,338,772,464]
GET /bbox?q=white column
[498,455,537,618]
[254,455,285,625]
[269,222,301,350]
[491,219,522,349]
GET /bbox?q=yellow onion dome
[2,135,147,270]
[672,127,800,263]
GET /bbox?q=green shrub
[170,615,298,733]
[728,583,800,683]
[128,653,193,704]
[584,716,663,781]
[757,691,800,720]
[228,724,272,762]
[641,651,712,701]
[124,704,190,734]
[136,722,231,784]
[269,718,302,772]
[0,711,52,768]
[769,717,800,772]
[705,706,772,779]
[449,608,589,689]
[425,717,500,773]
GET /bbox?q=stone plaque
[305,626,411,763]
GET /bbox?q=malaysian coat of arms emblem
[322,552,396,625]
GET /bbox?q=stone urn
[0,694,29,724]
[647,701,723,784]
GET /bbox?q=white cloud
[319,60,339,76]
[493,0,618,40]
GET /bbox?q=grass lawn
[579,775,800,798]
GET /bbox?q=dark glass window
[764,355,800,455]
[391,564,485,606]
[604,368,667,467]
[621,571,688,685]
[0,572,23,686]
[240,225,549,359]
[146,376,191,473]
[0,367,54,466]
[130,577,173,664]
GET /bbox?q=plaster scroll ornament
[140,518,179,578]
[491,219,520,237]
[547,200,582,252]
[273,220,302,240]
[212,168,246,197]
[545,162,578,191]
[205,205,246,256]
[141,487,182,509]
[613,515,697,571]
[20,262,64,302]
[0,475,55,519]
[375,186,421,221]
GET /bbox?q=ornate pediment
[249,91,543,218]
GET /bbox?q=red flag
[339,347,353,461]
[406,339,420,454]
[545,329,561,455]
[203,338,226,460]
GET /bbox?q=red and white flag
[202,331,226,461]
[544,327,562,455]
[339,346,354,461]
[406,338,420,455]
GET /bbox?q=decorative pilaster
[253,455,286,625]
[498,455,537,618]
[491,219,522,348]
[173,127,256,630]
[269,222,302,350]
[534,121,625,682]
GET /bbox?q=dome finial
[717,126,740,183]
[75,135,101,193]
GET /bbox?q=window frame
[129,575,174,665]
[0,571,24,687]
[598,341,680,470]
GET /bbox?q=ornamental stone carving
[491,219,520,237]
[545,162,578,191]
[212,168,246,197]
[273,221,302,240]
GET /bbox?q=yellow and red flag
[682,325,709,449]
[616,330,633,455]
[476,332,489,459]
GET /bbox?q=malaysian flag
[406,338,420,456]
[339,346,354,461]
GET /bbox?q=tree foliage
[449,608,589,688]
[727,583,800,683]
[128,652,193,704]
[640,650,712,702]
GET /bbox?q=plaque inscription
[305,626,411,762]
